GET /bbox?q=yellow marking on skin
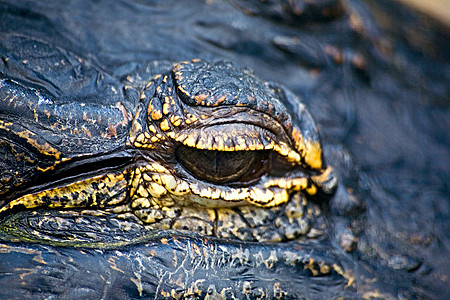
[110,172,124,181]
[174,132,188,143]
[166,132,176,139]
[333,264,344,276]
[264,178,290,189]
[199,187,213,199]
[234,136,247,151]
[133,142,143,147]
[222,144,233,152]
[249,188,274,204]
[210,188,222,199]
[306,185,317,195]
[33,109,39,123]
[0,172,127,214]
[162,75,168,83]
[151,174,162,184]
[160,290,170,298]
[129,107,143,144]
[170,181,190,196]
[195,136,208,149]
[132,197,151,209]
[246,137,257,151]
[0,120,61,160]
[220,188,249,201]
[271,189,289,207]
[311,166,334,186]
[129,170,141,198]
[160,174,177,191]
[178,85,189,96]
[160,119,170,131]
[36,165,56,172]
[155,197,175,207]
[292,178,309,191]
[304,259,319,276]
[141,198,151,208]
[213,94,227,106]
[136,133,146,143]
[319,262,331,275]
[144,132,151,139]
[150,136,159,143]
[147,99,154,114]
[163,102,171,115]
[154,74,162,80]
[264,141,275,150]
[189,183,200,195]
[148,124,157,133]
[170,115,181,127]
[183,134,197,147]
[332,264,355,288]
[291,127,302,146]
[220,190,235,201]
[213,136,225,150]
[287,151,301,163]
[151,163,169,173]
[143,173,152,181]
[194,93,209,102]
[145,80,154,89]
[184,114,197,125]
[147,182,167,197]
[137,185,149,198]
[304,141,323,169]
[274,142,290,157]
[151,110,163,121]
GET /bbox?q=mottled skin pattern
[0,0,449,299]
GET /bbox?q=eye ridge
[175,145,266,185]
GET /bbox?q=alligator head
[1,59,338,245]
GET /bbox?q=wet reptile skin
[0,58,336,245]
[0,0,449,299]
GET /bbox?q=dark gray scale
[0,0,448,299]
[0,35,134,202]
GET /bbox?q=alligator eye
[176,145,266,184]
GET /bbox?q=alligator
[0,0,449,299]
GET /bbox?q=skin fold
[0,0,449,299]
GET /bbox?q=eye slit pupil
[175,145,264,184]
[215,152,221,173]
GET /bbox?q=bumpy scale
[1,59,337,242]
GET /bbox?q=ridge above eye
[175,145,266,185]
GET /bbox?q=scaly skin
[0,59,336,243]
[0,59,360,299]
[0,0,449,299]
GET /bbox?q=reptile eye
[176,145,266,184]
